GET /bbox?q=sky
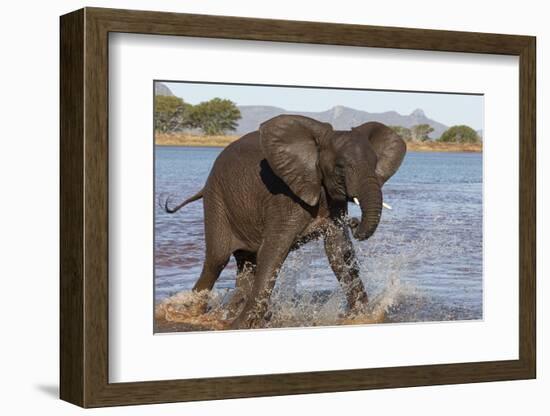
[162,81,484,130]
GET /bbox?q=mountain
[235,106,287,136]
[236,105,449,139]
[155,82,174,96]
[155,81,451,139]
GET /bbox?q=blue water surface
[155,147,482,322]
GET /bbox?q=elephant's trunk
[353,176,382,241]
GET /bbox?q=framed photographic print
[60,7,536,408]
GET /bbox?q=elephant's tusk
[352,197,391,209]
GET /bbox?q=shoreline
[155,133,482,153]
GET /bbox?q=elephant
[164,115,406,329]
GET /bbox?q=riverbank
[155,133,482,152]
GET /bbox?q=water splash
[156,235,420,331]
[155,215,480,332]
[154,150,482,332]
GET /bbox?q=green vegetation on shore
[389,123,482,145]
[390,124,434,142]
[438,125,480,143]
[155,95,241,135]
[154,94,482,152]
[155,133,482,152]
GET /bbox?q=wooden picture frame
[60,7,536,408]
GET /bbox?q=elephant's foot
[157,290,210,323]
[343,282,369,314]
[351,291,369,311]
[342,300,386,325]
[180,289,211,315]
[340,291,387,325]
[230,298,271,330]
[347,304,369,321]
[223,288,248,321]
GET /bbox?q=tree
[190,98,241,135]
[438,125,480,143]
[389,125,412,141]
[411,124,434,142]
[154,95,193,133]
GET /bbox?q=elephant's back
[210,131,264,177]
[220,131,264,162]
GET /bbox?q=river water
[155,146,482,327]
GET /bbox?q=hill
[155,82,452,139]
[237,105,448,139]
[155,82,174,96]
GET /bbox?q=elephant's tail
[164,189,204,214]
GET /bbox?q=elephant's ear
[352,122,407,185]
[260,115,332,206]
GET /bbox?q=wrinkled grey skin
[165,115,406,329]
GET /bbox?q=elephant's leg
[190,212,233,314]
[324,222,368,311]
[186,250,229,316]
[193,254,230,292]
[230,234,296,329]
[224,251,256,319]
